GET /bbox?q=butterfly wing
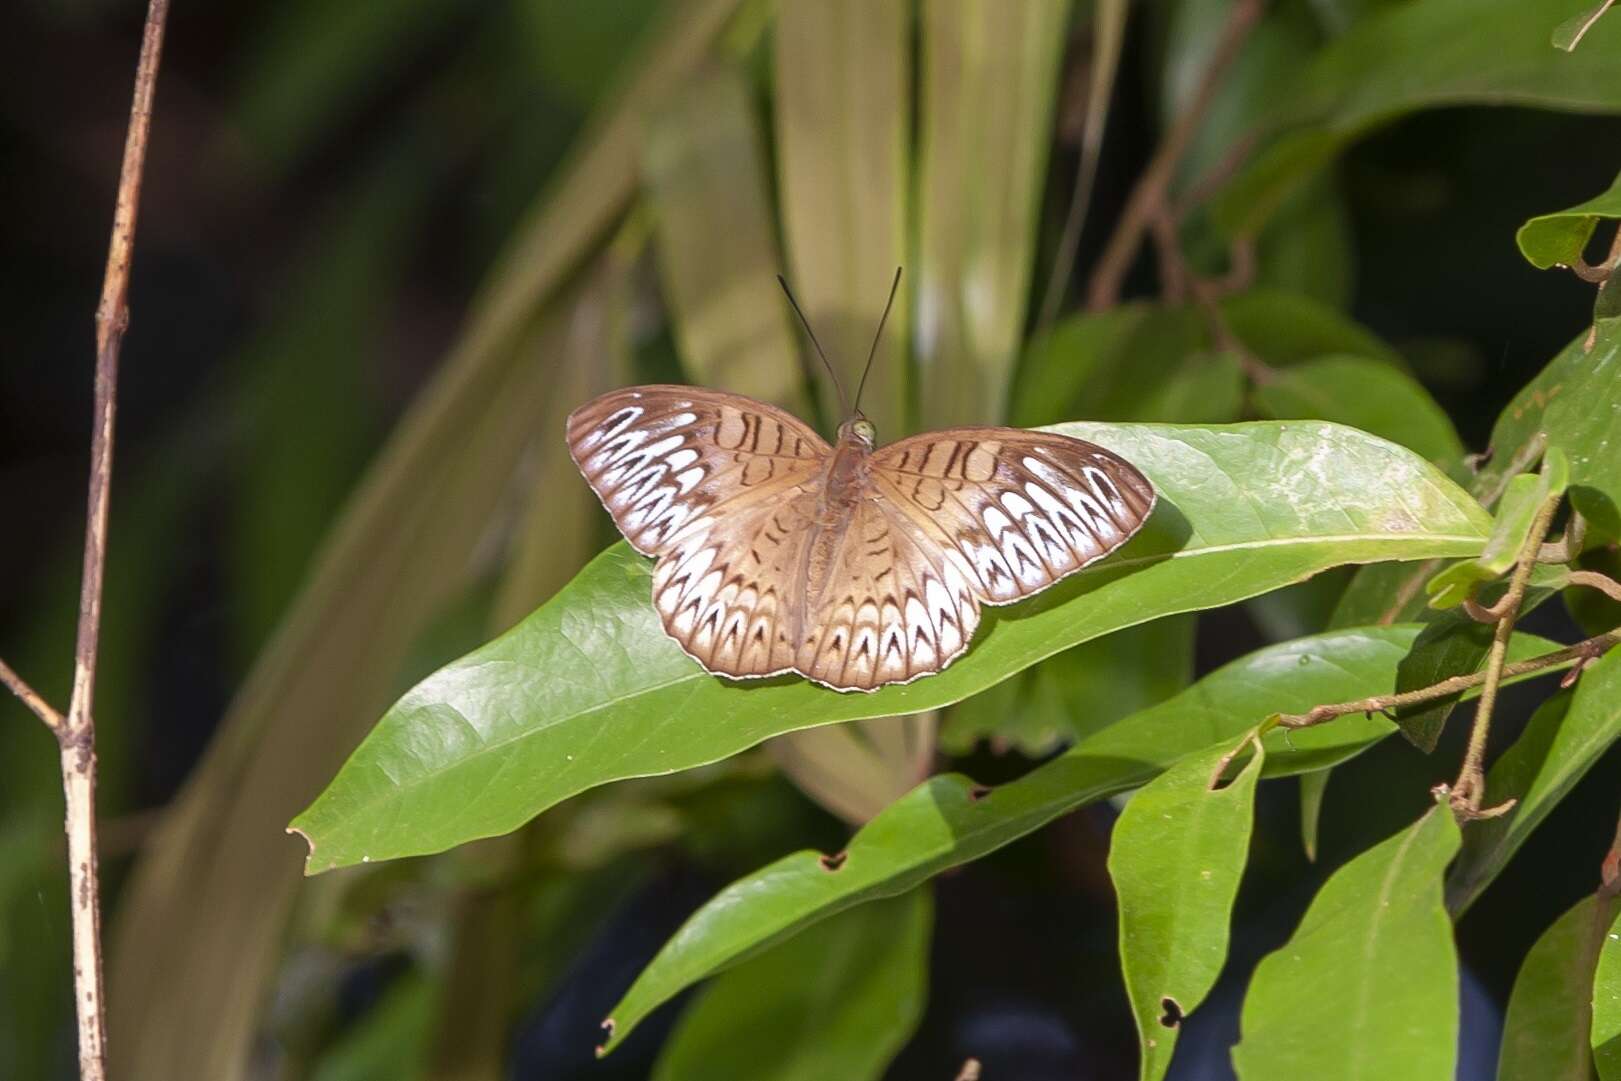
[792,498,982,691]
[868,428,1156,605]
[566,385,831,678]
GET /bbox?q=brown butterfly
[565,270,1156,692]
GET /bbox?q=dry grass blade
[106,4,744,1077]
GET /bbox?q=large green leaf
[595,624,1571,1053]
[1212,0,1621,238]
[1110,741,1264,1081]
[1518,169,1621,270]
[1478,321,1621,541]
[1497,892,1619,1081]
[1231,806,1461,1081]
[1447,650,1621,914]
[915,0,1071,425]
[1251,355,1462,464]
[773,0,910,436]
[1597,904,1621,1079]
[646,890,930,1078]
[293,421,1491,871]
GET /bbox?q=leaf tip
[286,824,322,875]
[819,851,848,872]
[596,1019,615,1058]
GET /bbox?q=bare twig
[1537,510,1587,563]
[1446,496,1559,819]
[51,3,170,1077]
[1086,0,1264,310]
[0,658,64,731]
[1571,223,1621,283]
[1277,626,1620,730]
[1567,569,1621,605]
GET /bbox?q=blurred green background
[3,1,1620,1078]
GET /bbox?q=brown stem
[1567,569,1621,605]
[1447,495,1559,819]
[0,658,64,731]
[1085,0,1264,310]
[1538,511,1587,564]
[1602,806,1621,898]
[1571,222,1621,282]
[1277,626,1620,730]
[59,3,170,1077]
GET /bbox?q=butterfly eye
[852,419,877,444]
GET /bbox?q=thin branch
[1538,510,1587,563]
[1571,223,1621,283]
[59,3,170,1078]
[1447,495,1559,819]
[1277,626,1621,730]
[0,657,64,731]
[1567,569,1621,605]
[1086,0,1264,310]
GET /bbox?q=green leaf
[1231,806,1462,1081]
[1212,0,1621,238]
[915,0,1071,425]
[1299,769,1329,862]
[1518,170,1621,270]
[645,890,930,1077]
[1479,321,1621,541]
[1447,649,1621,914]
[1597,904,1621,1079]
[309,976,435,1081]
[1554,0,1621,52]
[293,422,1492,872]
[1251,355,1463,464]
[595,625,1474,1053]
[1426,449,1569,610]
[1497,891,1619,1081]
[1221,288,1406,369]
[643,66,805,411]
[773,0,910,436]
[1110,741,1264,1081]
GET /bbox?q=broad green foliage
[1110,741,1264,1081]
[1232,806,1462,1081]
[649,890,930,1081]
[595,625,1561,1053]
[1478,321,1621,539]
[292,422,1489,872]
[1213,0,1621,236]
[1597,905,1621,1079]
[1517,170,1621,270]
[1498,892,1619,1081]
[1448,651,1621,914]
[1427,450,1568,610]
[1251,355,1462,464]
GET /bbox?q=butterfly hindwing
[868,428,1156,605]
[793,499,981,690]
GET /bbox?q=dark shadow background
[2,3,1619,1079]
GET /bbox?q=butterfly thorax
[815,419,877,522]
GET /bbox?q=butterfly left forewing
[868,428,1156,604]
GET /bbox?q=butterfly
[565,270,1156,692]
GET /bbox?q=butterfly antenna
[853,266,902,416]
[777,275,848,417]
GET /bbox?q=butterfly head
[839,415,878,449]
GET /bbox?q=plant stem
[1277,626,1620,730]
[1447,495,1560,818]
[1567,569,1621,605]
[0,658,64,731]
[1085,0,1264,310]
[63,3,169,1077]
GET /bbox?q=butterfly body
[567,386,1155,692]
